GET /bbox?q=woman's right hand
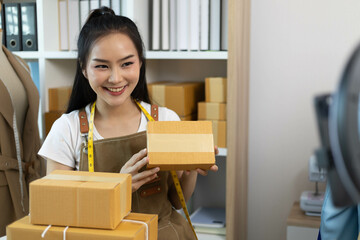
[120,148,160,192]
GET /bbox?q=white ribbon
[41,225,52,238]
[122,219,149,240]
[63,226,69,240]
[41,225,69,240]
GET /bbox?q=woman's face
[83,32,141,108]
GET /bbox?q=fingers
[131,167,160,192]
[196,165,218,176]
[125,148,147,168]
[214,145,219,155]
[210,165,218,172]
[132,167,160,182]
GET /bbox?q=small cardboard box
[44,111,63,136]
[205,77,227,103]
[30,170,131,229]
[7,213,158,240]
[212,121,227,148]
[147,121,215,170]
[198,102,227,120]
[148,82,204,116]
[48,87,72,111]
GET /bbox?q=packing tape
[43,173,128,183]
[148,134,214,152]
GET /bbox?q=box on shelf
[48,87,72,111]
[148,81,204,116]
[205,77,227,103]
[7,213,158,240]
[30,170,131,229]
[198,102,226,121]
[147,121,216,170]
[212,121,227,148]
[44,111,63,136]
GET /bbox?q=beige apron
[78,104,195,240]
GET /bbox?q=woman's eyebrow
[91,55,135,63]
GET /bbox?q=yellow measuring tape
[87,100,197,239]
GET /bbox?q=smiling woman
[37,6,217,240]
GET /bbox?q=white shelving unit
[9,0,228,238]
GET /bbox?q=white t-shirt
[38,101,180,170]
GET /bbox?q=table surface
[287,201,321,228]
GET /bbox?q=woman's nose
[108,68,122,83]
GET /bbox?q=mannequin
[0,23,44,236]
[0,30,28,136]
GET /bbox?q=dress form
[0,30,28,136]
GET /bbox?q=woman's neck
[95,98,140,122]
[93,98,142,138]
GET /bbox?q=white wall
[248,1,360,239]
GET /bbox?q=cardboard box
[44,111,63,136]
[212,121,227,148]
[30,170,132,229]
[147,121,216,170]
[148,82,204,116]
[205,77,227,103]
[48,87,72,111]
[7,213,158,240]
[198,102,226,120]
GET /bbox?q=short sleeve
[38,114,78,168]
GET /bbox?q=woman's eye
[95,65,108,69]
[122,62,133,67]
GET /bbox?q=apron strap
[78,103,159,134]
[79,108,88,134]
[150,104,158,121]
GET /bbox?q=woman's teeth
[107,86,125,92]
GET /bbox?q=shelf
[44,51,78,59]
[12,51,40,60]
[42,51,227,60]
[145,51,228,60]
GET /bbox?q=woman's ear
[82,69,88,79]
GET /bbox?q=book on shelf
[221,0,228,50]
[152,0,160,50]
[200,0,209,50]
[176,0,188,50]
[79,0,89,27]
[58,0,69,51]
[111,0,121,16]
[190,207,226,229]
[89,0,99,11]
[100,0,111,8]
[161,0,170,50]
[123,0,150,51]
[169,0,177,51]
[189,0,200,51]
[68,0,80,51]
[209,0,220,51]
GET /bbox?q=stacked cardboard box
[7,170,158,240]
[198,77,227,148]
[45,87,72,136]
[148,81,204,120]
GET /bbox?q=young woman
[38,7,218,239]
